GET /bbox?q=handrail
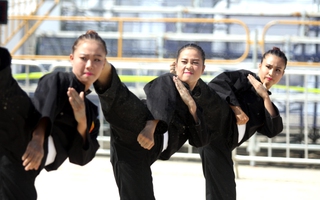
[100,6,320,17]
[261,20,320,67]
[7,16,251,64]
[4,13,319,68]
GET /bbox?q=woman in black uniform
[94,43,225,200]
[0,30,104,200]
[199,47,287,200]
[142,43,227,160]
[24,30,104,172]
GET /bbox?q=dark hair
[72,30,107,55]
[261,47,287,68]
[176,43,206,65]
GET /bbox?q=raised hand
[173,76,196,115]
[67,87,87,140]
[170,61,176,74]
[247,74,269,100]
[67,87,86,124]
[247,74,277,117]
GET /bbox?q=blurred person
[0,46,41,200]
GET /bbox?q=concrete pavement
[35,156,320,200]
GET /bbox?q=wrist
[263,95,271,101]
[32,132,45,145]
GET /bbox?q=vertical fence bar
[303,74,309,159]
[286,73,290,158]
[117,20,123,58]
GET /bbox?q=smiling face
[258,54,286,90]
[175,47,205,91]
[70,39,106,90]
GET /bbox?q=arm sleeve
[257,103,283,138]
[208,70,254,106]
[32,73,67,135]
[68,118,100,166]
[186,109,209,147]
[144,73,177,126]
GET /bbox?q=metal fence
[11,57,320,166]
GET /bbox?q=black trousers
[198,138,236,200]
[96,67,166,200]
[111,133,163,200]
[198,106,238,200]
[0,65,40,200]
[0,152,39,200]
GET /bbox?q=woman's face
[258,54,285,90]
[175,48,205,91]
[70,39,106,90]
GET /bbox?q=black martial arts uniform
[0,47,41,200]
[94,67,225,200]
[94,65,167,200]
[144,73,227,160]
[198,69,283,200]
[0,47,100,200]
[33,71,100,171]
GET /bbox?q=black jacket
[144,73,225,160]
[208,69,283,149]
[32,71,100,171]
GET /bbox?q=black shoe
[0,47,12,71]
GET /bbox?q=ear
[103,57,107,67]
[202,65,206,74]
[69,54,74,61]
[258,63,262,69]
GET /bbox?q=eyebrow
[266,64,285,70]
[276,67,285,70]
[181,57,200,61]
[79,53,103,57]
